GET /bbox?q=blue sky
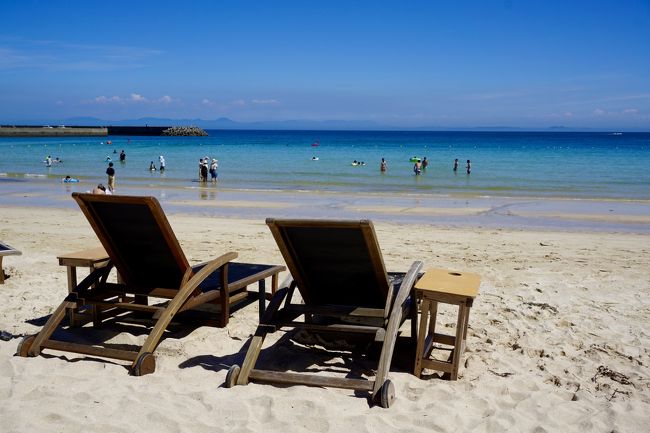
[1,0,649,129]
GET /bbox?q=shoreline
[2,178,650,233]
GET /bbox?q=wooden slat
[224,265,286,291]
[281,304,385,318]
[432,332,456,346]
[248,369,374,391]
[42,339,138,362]
[421,358,454,373]
[89,301,163,313]
[275,321,382,335]
[179,289,249,313]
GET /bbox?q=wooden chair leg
[92,305,102,328]
[237,332,267,385]
[258,279,266,321]
[271,274,278,295]
[28,301,73,356]
[0,256,4,284]
[65,266,78,325]
[220,266,230,327]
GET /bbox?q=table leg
[0,257,4,284]
[428,300,438,337]
[414,298,430,378]
[450,304,469,380]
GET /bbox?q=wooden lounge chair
[225,218,423,408]
[0,241,21,284]
[17,193,284,375]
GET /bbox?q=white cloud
[593,108,606,116]
[252,98,279,105]
[202,98,215,106]
[130,93,146,102]
[88,93,176,105]
[94,95,122,104]
[623,108,638,114]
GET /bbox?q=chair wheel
[133,352,155,376]
[379,379,395,408]
[16,335,36,357]
[225,365,240,388]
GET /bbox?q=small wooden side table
[57,247,110,326]
[413,268,480,380]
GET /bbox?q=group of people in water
[381,156,472,175]
[149,155,166,172]
[375,156,473,175]
[198,156,218,182]
[44,155,63,167]
[341,156,474,175]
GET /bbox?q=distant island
[0,125,208,137]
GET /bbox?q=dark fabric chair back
[266,219,390,309]
[73,193,190,290]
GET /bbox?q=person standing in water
[200,158,209,182]
[453,158,459,172]
[159,155,165,172]
[106,162,115,192]
[422,157,428,170]
[380,158,387,172]
[466,159,471,174]
[209,158,218,182]
[119,150,126,162]
[413,160,422,175]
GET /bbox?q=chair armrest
[182,251,238,293]
[391,260,424,319]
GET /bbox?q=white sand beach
[1,205,649,432]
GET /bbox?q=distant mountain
[3,116,647,132]
[56,117,384,130]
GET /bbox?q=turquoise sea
[1,130,649,232]
[1,130,649,199]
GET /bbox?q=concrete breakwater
[161,126,208,136]
[0,126,107,137]
[0,125,209,137]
